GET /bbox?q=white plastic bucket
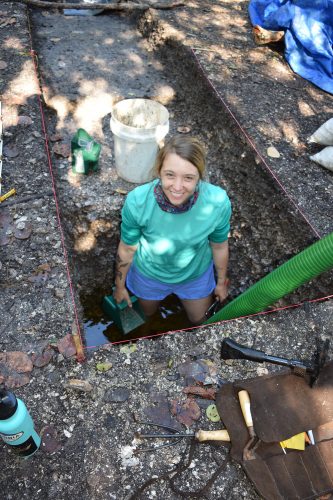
[110,98,169,183]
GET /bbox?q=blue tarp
[248,0,333,94]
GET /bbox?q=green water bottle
[71,128,101,174]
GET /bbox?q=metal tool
[222,338,312,374]
[221,337,330,386]
[135,421,230,453]
[238,390,259,460]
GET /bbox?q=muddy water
[29,11,333,348]
[82,292,191,347]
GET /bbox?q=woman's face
[159,153,200,206]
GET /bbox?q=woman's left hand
[214,279,229,302]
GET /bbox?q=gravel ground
[0,1,332,499]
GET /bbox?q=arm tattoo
[116,253,128,269]
[115,270,123,281]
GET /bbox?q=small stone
[16,221,26,230]
[54,288,65,299]
[104,388,130,403]
[267,146,280,158]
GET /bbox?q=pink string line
[28,49,85,362]
[84,293,333,350]
[190,48,322,240]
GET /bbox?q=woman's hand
[214,278,229,303]
[113,285,132,308]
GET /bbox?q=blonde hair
[154,135,206,179]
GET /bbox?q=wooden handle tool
[238,390,256,438]
[195,429,230,442]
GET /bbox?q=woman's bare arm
[114,240,138,306]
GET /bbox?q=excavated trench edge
[29,9,333,354]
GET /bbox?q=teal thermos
[0,385,41,458]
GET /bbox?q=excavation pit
[29,9,333,350]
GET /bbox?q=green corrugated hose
[204,231,333,324]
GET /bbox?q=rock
[103,388,130,403]
[54,288,65,299]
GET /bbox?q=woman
[113,135,231,325]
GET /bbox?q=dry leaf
[40,425,62,453]
[96,362,113,372]
[178,359,218,385]
[115,188,128,195]
[171,398,201,427]
[31,348,53,368]
[64,379,93,392]
[0,351,33,389]
[57,334,77,358]
[0,351,33,373]
[49,133,63,142]
[52,142,71,158]
[5,373,31,389]
[182,385,216,400]
[206,404,221,422]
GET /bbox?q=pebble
[55,288,65,299]
[103,388,130,403]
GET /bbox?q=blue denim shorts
[126,262,216,300]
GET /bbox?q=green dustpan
[102,293,146,335]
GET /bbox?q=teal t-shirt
[120,179,231,284]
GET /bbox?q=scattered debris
[178,359,218,385]
[14,220,32,240]
[267,146,281,158]
[31,347,53,368]
[17,115,33,126]
[115,188,128,195]
[56,333,77,358]
[52,142,71,158]
[182,385,216,400]
[120,344,137,355]
[104,387,130,403]
[3,145,19,158]
[177,125,191,133]
[206,404,221,422]
[120,444,139,468]
[40,425,62,453]
[96,362,113,372]
[0,351,33,388]
[171,398,201,427]
[64,379,93,392]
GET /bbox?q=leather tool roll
[215,361,333,499]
